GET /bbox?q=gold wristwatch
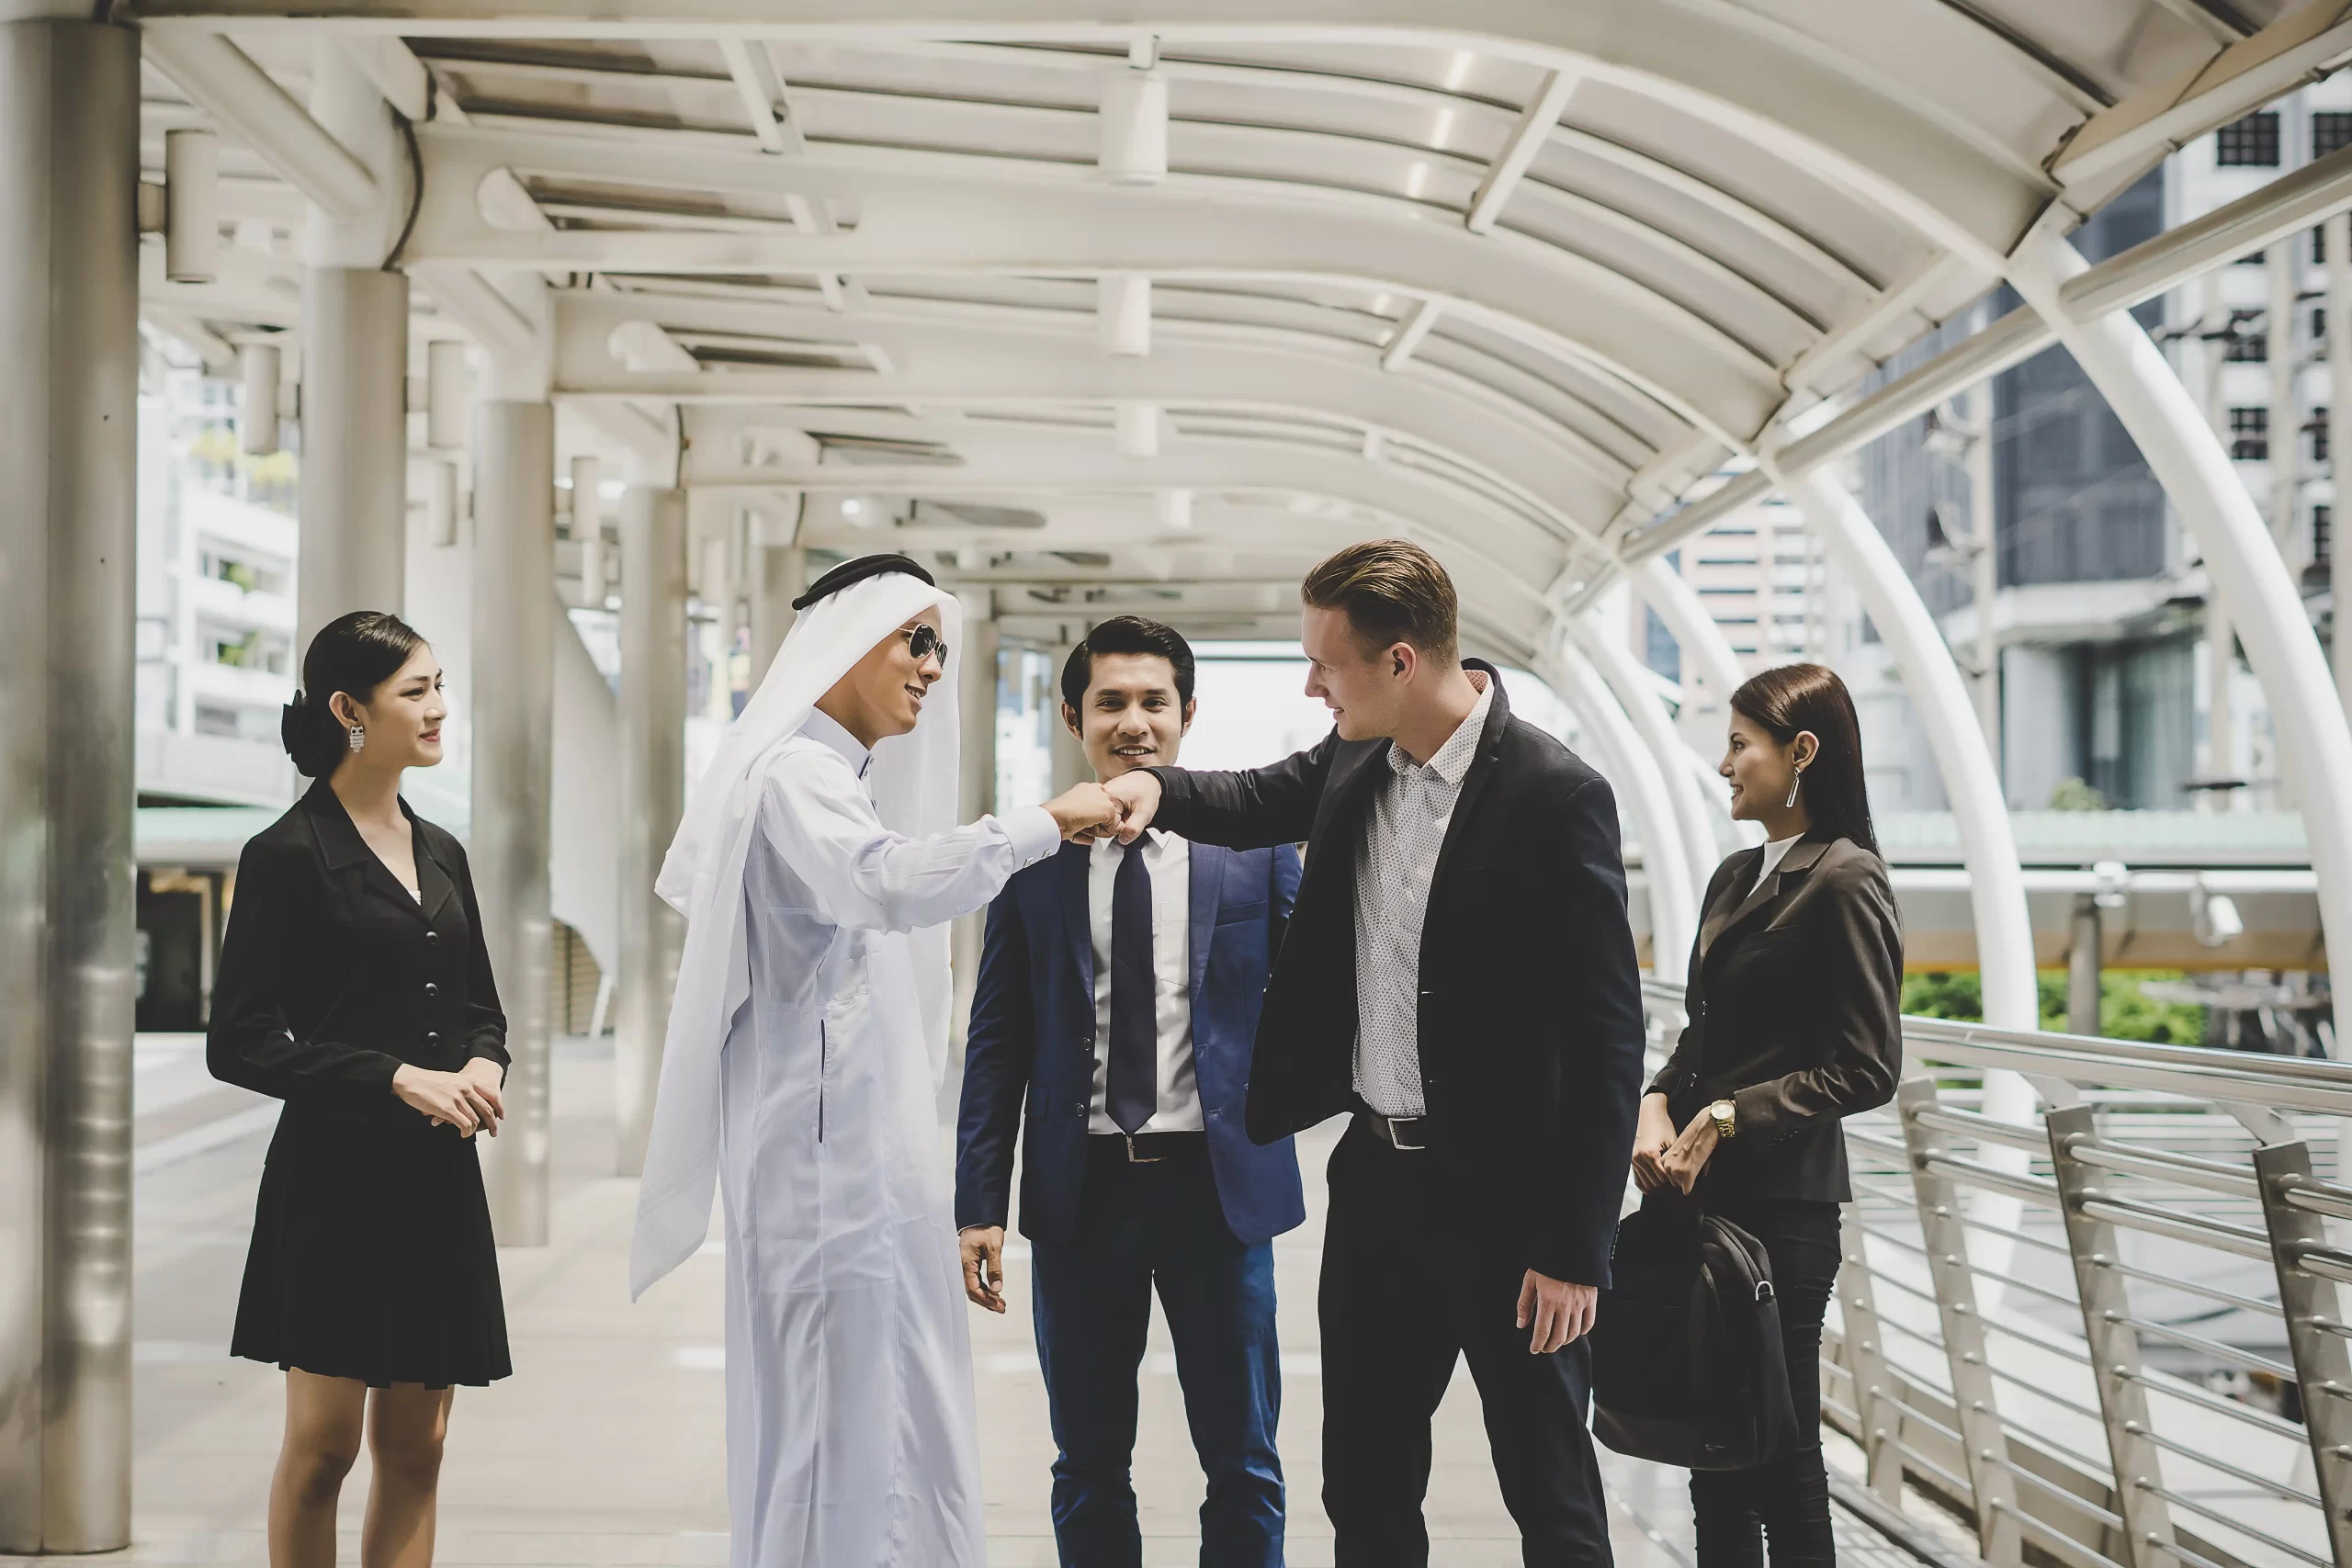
[1708,1098,1737,1140]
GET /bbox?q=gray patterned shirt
[1352,673,1493,1116]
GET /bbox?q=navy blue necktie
[1106,840,1156,1134]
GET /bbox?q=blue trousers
[1030,1139,1283,1568]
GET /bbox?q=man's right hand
[960,1225,1007,1313]
[1102,770,1162,843]
[1044,781,1119,841]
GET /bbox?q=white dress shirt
[1352,672,1493,1118]
[1087,829,1202,1133]
[1751,832,1803,897]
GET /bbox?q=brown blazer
[1649,832,1903,1203]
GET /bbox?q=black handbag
[1590,1191,1800,1470]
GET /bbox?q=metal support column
[2255,1142,2352,1566]
[1896,1079,2023,1566]
[2044,1105,2175,1568]
[616,486,688,1177]
[296,265,409,647]
[1834,1207,1905,1506]
[470,400,556,1246]
[2068,896,2103,1039]
[750,537,805,683]
[946,595,1001,1111]
[0,17,139,1552]
[1048,641,1091,794]
[2329,212,2352,733]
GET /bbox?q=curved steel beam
[412,124,1789,444]
[138,0,2049,267]
[1546,638,1697,982]
[560,291,1630,547]
[2008,231,2352,1057]
[1566,615,1717,922]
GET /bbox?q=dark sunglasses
[900,624,950,668]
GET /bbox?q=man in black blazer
[1102,542,1645,1566]
[957,616,1305,1567]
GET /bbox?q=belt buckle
[1123,1134,1165,1164]
[1385,1116,1427,1152]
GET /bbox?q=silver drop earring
[1782,769,1803,810]
[347,724,366,753]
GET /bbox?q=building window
[2313,408,2331,464]
[2218,111,2281,166]
[2320,226,2331,265]
[2316,111,2352,158]
[2318,306,2329,344]
[2316,504,2334,565]
[2226,329,2268,362]
[2230,405,2269,459]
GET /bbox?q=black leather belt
[1359,1112,1430,1151]
[1088,1131,1205,1164]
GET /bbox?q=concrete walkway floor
[5,1035,1968,1567]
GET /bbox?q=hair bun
[280,691,329,776]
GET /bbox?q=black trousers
[1320,1122,1613,1568]
[1687,1196,1844,1568]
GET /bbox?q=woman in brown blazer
[1632,663,1903,1568]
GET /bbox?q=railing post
[1837,1204,1906,1504]
[2254,1143,2352,1565]
[1897,1078,2023,1565]
[2044,1104,2176,1568]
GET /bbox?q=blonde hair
[1299,539,1459,664]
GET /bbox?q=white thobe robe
[719,708,1059,1567]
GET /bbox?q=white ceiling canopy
[129,0,2339,652]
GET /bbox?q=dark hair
[281,611,428,778]
[1729,663,1878,856]
[1060,615,1196,715]
[1299,538,1459,665]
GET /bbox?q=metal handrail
[1640,981,2352,1568]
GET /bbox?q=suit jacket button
[424,981,439,998]
[425,1031,440,1044]
[424,931,440,946]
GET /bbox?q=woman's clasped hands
[391,1058,506,1137]
[1629,1092,1721,1195]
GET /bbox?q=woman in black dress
[1632,663,1904,1568]
[209,611,511,1566]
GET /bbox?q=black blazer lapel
[1187,840,1222,999]
[1426,661,1511,902]
[1699,837,1832,964]
[301,783,430,923]
[1055,840,1094,996]
[409,811,458,925]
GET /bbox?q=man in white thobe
[631,554,1118,1567]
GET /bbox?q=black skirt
[232,1104,511,1389]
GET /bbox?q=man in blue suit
[956,615,1304,1568]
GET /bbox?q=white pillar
[0,18,138,1551]
[469,398,556,1246]
[1567,615,1719,904]
[616,486,689,1175]
[2328,211,2352,732]
[945,595,1000,1113]
[296,268,408,647]
[1549,640,1697,982]
[2012,231,2352,1054]
[295,41,407,650]
[1049,640,1091,791]
[750,536,805,682]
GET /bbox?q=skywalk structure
[8,0,2352,1554]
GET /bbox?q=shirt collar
[1389,671,1492,786]
[801,705,873,777]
